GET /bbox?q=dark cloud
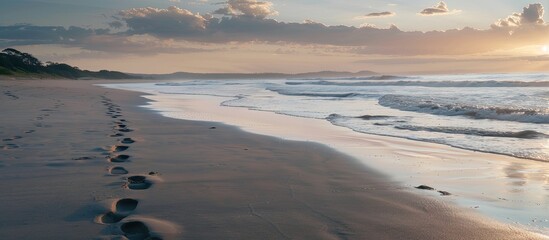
[419,1,460,16]
[78,35,213,55]
[0,25,107,48]
[108,21,124,29]
[359,11,395,18]
[492,3,544,28]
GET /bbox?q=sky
[1,0,548,74]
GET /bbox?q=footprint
[72,156,94,161]
[98,212,126,224]
[110,133,124,137]
[2,144,20,150]
[109,155,131,163]
[121,138,135,144]
[3,136,22,141]
[116,217,179,240]
[97,198,139,224]
[109,166,129,175]
[111,145,129,152]
[120,221,151,240]
[116,198,138,213]
[125,176,152,190]
[25,130,35,134]
[118,128,133,133]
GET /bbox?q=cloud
[79,34,214,55]
[492,3,545,28]
[213,0,277,19]
[357,11,395,19]
[516,54,549,62]
[0,25,107,48]
[419,1,461,16]
[119,6,207,36]
[1,4,548,57]
[108,21,124,29]
[111,4,548,55]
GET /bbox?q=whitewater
[153,73,548,162]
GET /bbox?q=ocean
[146,73,548,162]
[101,72,549,233]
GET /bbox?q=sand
[129,90,549,233]
[0,79,546,239]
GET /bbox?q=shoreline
[0,79,546,239]
[102,81,549,235]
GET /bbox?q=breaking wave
[394,125,548,139]
[378,95,549,124]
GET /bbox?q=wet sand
[0,79,545,239]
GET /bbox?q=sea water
[101,72,549,234]
[145,73,548,162]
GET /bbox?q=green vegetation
[0,48,136,79]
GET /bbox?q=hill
[138,70,377,80]
[0,48,136,79]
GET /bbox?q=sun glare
[543,45,548,53]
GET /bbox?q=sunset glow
[1,1,548,74]
[2,1,549,239]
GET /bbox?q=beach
[0,79,546,239]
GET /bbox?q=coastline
[0,79,546,239]
[104,81,549,235]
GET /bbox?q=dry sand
[0,79,545,239]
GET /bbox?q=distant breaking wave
[266,87,367,98]
[286,80,549,88]
[379,95,549,124]
[292,75,411,81]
